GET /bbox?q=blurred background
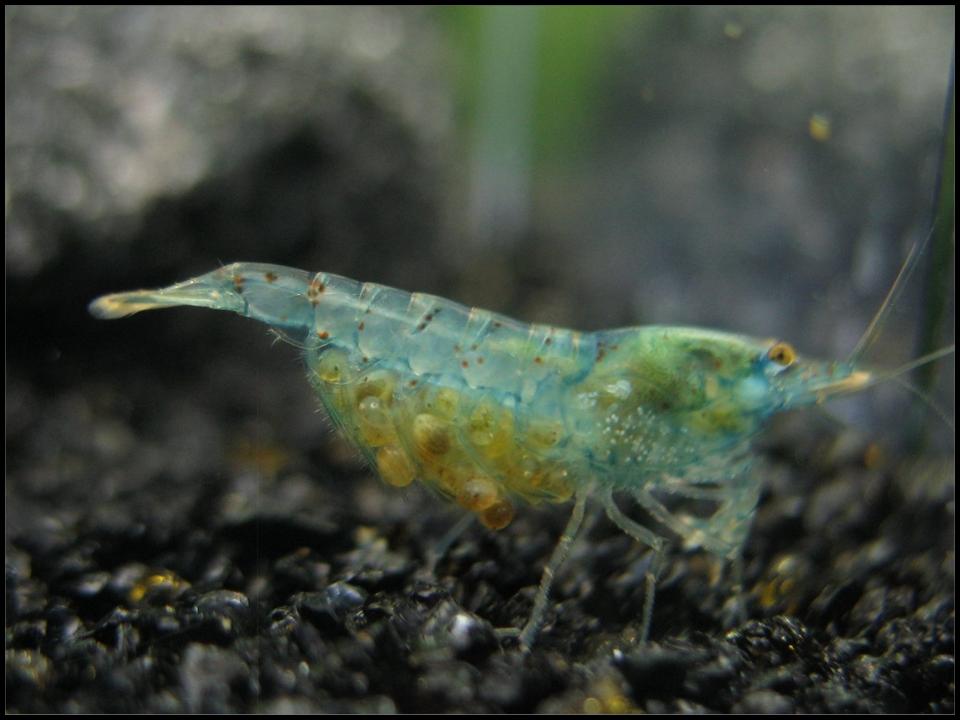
[4,6,955,711]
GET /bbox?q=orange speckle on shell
[307,278,326,306]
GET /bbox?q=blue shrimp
[89,259,953,649]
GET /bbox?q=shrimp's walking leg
[517,487,591,651]
[601,490,666,643]
[423,512,475,578]
[633,486,753,628]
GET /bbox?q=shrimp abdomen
[89,263,600,523]
[88,263,318,338]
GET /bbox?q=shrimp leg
[601,489,666,643]
[422,512,475,578]
[517,486,591,651]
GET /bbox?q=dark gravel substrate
[5,376,956,712]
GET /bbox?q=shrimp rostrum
[90,259,953,649]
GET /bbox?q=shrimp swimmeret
[89,255,953,649]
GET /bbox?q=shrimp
[89,257,953,650]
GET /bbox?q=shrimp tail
[89,263,318,338]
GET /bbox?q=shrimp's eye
[767,341,796,366]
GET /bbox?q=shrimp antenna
[889,374,956,435]
[815,344,955,402]
[847,225,935,365]
[880,342,956,378]
[841,344,955,432]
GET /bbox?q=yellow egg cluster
[314,356,575,530]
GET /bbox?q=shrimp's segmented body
[89,261,948,648]
[300,268,595,529]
